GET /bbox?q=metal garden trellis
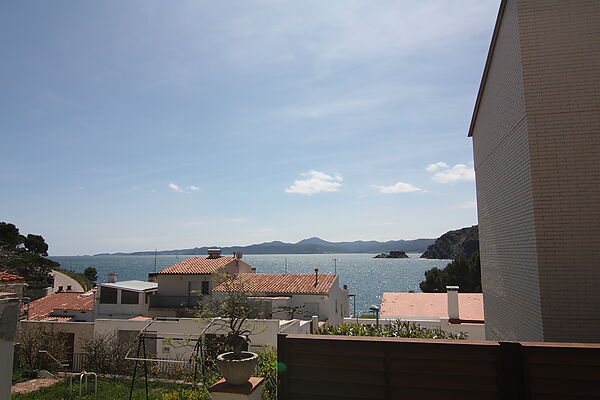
[126,317,217,400]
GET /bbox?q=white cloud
[372,182,423,194]
[285,170,342,195]
[189,185,200,191]
[429,163,475,183]
[168,183,183,192]
[425,162,449,172]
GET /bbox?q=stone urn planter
[216,351,259,385]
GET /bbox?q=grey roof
[100,280,158,292]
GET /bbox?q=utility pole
[333,258,337,274]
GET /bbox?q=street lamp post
[369,305,380,328]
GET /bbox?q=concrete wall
[20,320,95,354]
[471,0,600,342]
[156,274,212,297]
[95,317,282,360]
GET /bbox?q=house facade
[212,273,350,325]
[470,0,600,341]
[95,280,158,319]
[148,252,254,315]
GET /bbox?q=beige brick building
[470,0,600,342]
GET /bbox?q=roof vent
[107,273,118,283]
[207,248,222,259]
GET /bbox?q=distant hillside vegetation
[95,237,435,256]
[420,226,479,260]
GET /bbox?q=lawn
[12,377,210,400]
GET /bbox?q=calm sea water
[50,254,450,315]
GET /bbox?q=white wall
[95,317,282,360]
[20,320,95,354]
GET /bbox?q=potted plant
[210,274,261,385]
[215,315,259,385]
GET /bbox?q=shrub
[15,327,69,372]
[315,320,467,340]
[257,349,277,400]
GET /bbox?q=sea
[50,253,451,316]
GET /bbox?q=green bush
[257,349,277,400]
[315,320,467,340]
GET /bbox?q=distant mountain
[420,226,479,259]
[94,237,436,256]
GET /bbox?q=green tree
[0,222,58,289]
[419,251,481,293]
[83,267,98,282]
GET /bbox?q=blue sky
[0,1,500,255]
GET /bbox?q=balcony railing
[149,295,205,309]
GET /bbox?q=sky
[0,1,501,255]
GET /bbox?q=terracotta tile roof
[212,273,338,295]
[25,290,95,321]
[0,272,25,281]
[157,256,235,275]
[380,292,484,323]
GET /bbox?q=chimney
[446,286,459,322]
[314,268,319,287]
[207,248,222,259]
[107,273,118,283]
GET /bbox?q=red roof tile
[380,292,484,322]
[212,273,338,295]
[26,290,95,321]
[157,256,235,275]
[0,272,25,281]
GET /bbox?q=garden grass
[11,377,203,400]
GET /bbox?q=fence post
[498,341,527,400]
[277,333,289,400]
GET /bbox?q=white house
[147,251,254,316]
[96,280,158,319]
[212,272,350,325]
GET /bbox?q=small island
[374,251,409,259]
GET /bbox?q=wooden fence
[277,334,600,400]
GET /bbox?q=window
[201,281,210,295]
[99,287,117,304]
[121,290,139,304]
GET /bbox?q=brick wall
[472,0,600,342]
[519,0,600,342]
[472,0,543,341]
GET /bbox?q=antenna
[154,248,157,273]
[333,258,337,274]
